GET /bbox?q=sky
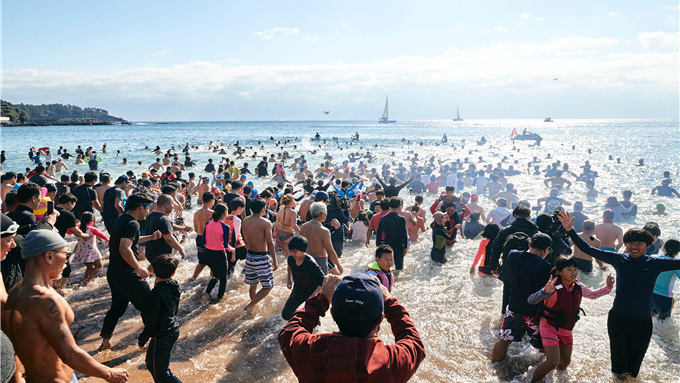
[2,1,678,121]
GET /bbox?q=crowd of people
[0,138,678,382]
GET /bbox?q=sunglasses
[52,250,74,260]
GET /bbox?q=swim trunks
[244,251,274,288]
[500,309,542,348]
[313,256,329,275]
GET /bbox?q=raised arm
[558,211,620,265]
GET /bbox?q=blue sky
[2,1,678,120]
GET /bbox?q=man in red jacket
[278,273,425,382]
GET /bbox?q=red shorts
[539,318,573,348]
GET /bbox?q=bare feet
[200,293,211,305]
[98,338,112,350]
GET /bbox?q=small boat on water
[378,97,396,123]
[512,128,542,142]
[453,108,463,121]
[544,117,553,122]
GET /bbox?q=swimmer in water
[651,178,680,197]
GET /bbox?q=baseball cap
[315,191,329,202]
[21,230,68,259]
[115,175,129,184]
[470,193,479,201]
[432,211,447,226]
[332,273,384,319]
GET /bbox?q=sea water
[1,119,680,382]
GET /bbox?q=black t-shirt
[144,212,174,262]
[103,186,125,221]
[108,214,140,275]
[72,184,96,219]
[54,207,77,237]
[287,255,324,296]
[223,192,240,207]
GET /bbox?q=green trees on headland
[0,100,127,125]
[1,100,29,124]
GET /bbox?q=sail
[381,97,389,120]
[456,108,461,120]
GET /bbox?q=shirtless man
[299,202,344,276]
[572,220,605,272]
[96,173,113,208]
[297,193,315,223]
[1,172,17,208]
[148,158,163,172]
[465,194,487,223]
[484,175,503,199]
[492,183,519,206]
[594,209,623,252]
[191,192,215,279]
[196,176,210,204]
[242,197,279,311]
[543,170,572,190]
[5,230,129,382]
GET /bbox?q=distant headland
[1,100,130,126]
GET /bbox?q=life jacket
[223,215,244,248]
[540,277,583,330]
[366,262,394,292]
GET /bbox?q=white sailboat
[378,97,396,123]
[453,107,463,121]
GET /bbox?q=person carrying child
[366,244,395,292]
[138,254,182,383]
[282,235,325,320]
[527,256,614,382]
[72,211,109,286]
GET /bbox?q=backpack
[498,232,530,272]
[327,191,350,211]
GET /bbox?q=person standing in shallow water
[558,211,680,380]
[99,193,161,350]
[241,197,278,312]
